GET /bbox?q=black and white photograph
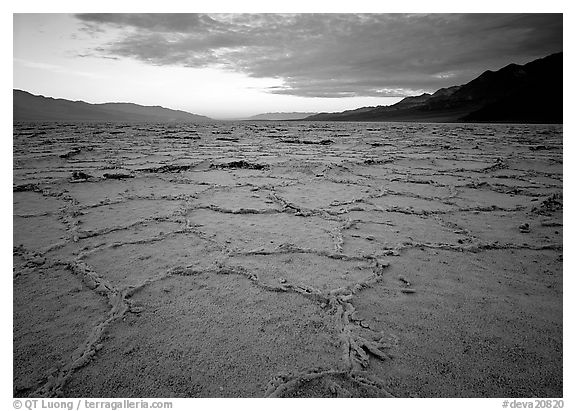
[10,7,566,404]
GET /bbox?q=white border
[4,2,573,410]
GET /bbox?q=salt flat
[13,122,562,397]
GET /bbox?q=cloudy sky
[13,13,562,119]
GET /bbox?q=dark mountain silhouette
[306,53,562,124]
[13,90,213,123]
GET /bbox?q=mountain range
[245,112,319,121]
[305,52,562,124]
[14,53,562,124]
[13,90,212,123]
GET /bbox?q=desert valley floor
[13,122,562,398]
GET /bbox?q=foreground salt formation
[13,122,562,397]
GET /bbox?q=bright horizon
[12,88,403,121]
[13,13,562,119]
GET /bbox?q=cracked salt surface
[13,122,562,397]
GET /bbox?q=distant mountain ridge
[13,90,213,123]
[305,53,562,124]
[245,112,319,120]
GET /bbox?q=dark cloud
[74,13,563,98]
[76,13,223,33]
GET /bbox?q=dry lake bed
[13,122,563,398]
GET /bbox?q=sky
[13,13,562,119]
